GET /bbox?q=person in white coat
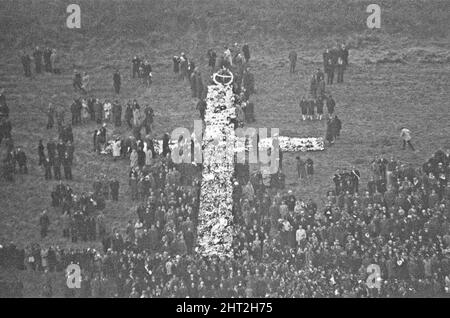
[400,127,415,151]
[296,226,307,246]
[144,144,153,166]
[112,138,121,161]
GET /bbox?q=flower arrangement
[196,84,236,257]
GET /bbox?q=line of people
[38,139,74,181]
[299,93,336,121]
[20,46,59,77]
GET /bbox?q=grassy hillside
[0,0,449,51]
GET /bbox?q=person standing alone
[400,127,415,151]
[113,70,121,94]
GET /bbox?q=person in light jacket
[400,127,415,151]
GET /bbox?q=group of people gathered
[131,56,153,87]
[288,43,348,84]
[2,148,449,297]
[20,46,59,78]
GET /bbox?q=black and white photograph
[0,0,449,305]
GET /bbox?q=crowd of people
[1,149,449,297]
[49,182,108,243]
[3,39,450,299]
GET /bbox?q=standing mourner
[132,56,140,78]
[296,156,307,180]
[326,118,335,145]
[306,158,314,177]
[300,97,308,121]
[43,47,53,73]
[326,94,335,118]
[46,103,54,129]
[242,43,250,62]
[289,50,297,74]
[32,46,43,74]
[307,98,315,121]
[400,127,415,151]
[15,148,28,174]
[207,49,217,70]
[340,44,349,67]
[323,48,334,85]
[331,115,342,139]
[39,210,50,238]
[21,51,32,77]
[172,56,180,75]
[38,140,46,166]
[336,56,345,83]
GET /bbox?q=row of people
[20,46,59,77]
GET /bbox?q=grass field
[0,0,449,297]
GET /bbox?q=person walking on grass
[400,127,415,151]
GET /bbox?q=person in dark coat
[332,115,342,138]
[43,157,52,180]
[340,44,349,66]
[66,142,74,166]
[162,133,171,158]
[307,99,315,121]
[296,156,307,180]
[289,51,297,74]
[132,56,140,78]
[39,210,50,238]
[73,70,83,92]
[47,140,56,166]
[306,158,314,177]
[195,70,203,99]
[38,140,46,166]
[316,98,324,120]
[309,75,317,99]
[112,100,122,127]
[326,95,335,118]
[242,43,250,62]
[15,147,27,174]
[110,179,119,201]
[336,56,345,83]
[113,70,121,94]
[21,52,32,77]
[326,118,335,145]
[137,147,146,168]
[46,103,54,129]
[207,49,216,70]
[124,102,133,129]
[43,47,53,73]
[32,46,43,74]
[63,152,72,180]
[56,140,66,162]
[53,155,61,180]
[323,49,335,85]
[172,56,180,74]
[300,97,308,121]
